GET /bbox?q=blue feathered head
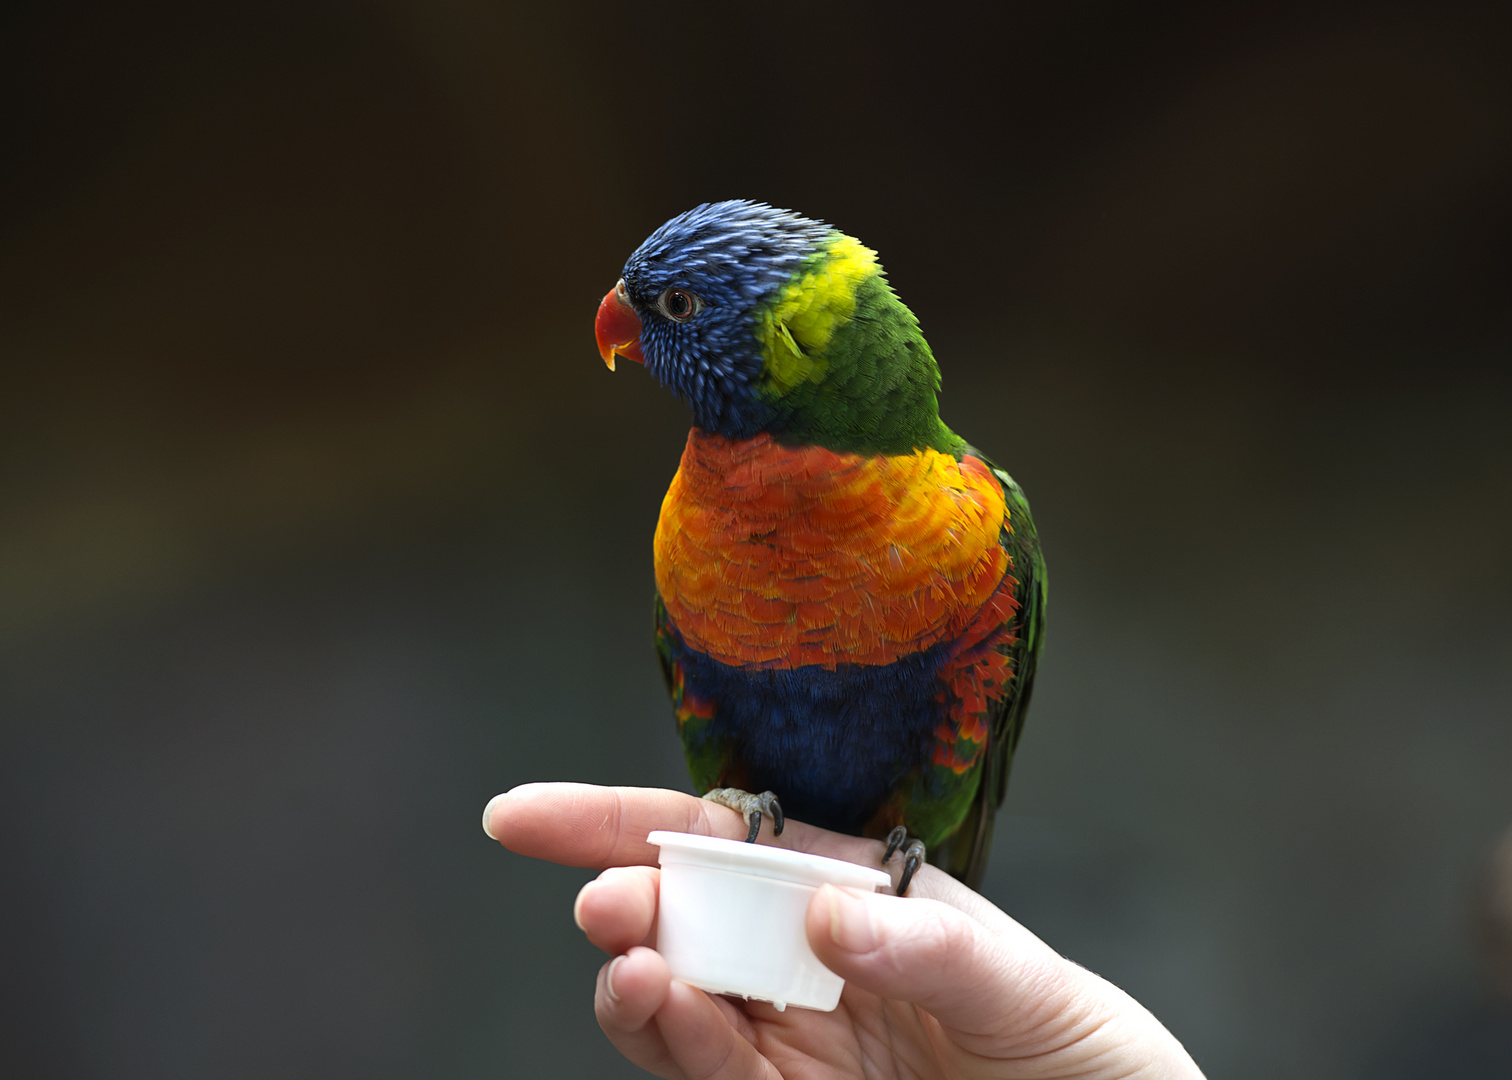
[594,200,833,436]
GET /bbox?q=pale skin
[485,783,1206,1080]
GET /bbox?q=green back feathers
[754,233,964,458]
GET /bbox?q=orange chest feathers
[653,431,1011,669]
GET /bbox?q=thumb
[806,883,1082,1045]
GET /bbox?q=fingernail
[605,955,625,1002]
[481,792,506,841]
[823,884,877,952]
[573,881,593,931]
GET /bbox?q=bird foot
[702,788,784,843]
[884,826,927,896]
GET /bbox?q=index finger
[486,783,729,870]
[485,782,879,871]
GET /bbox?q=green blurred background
[3,1,1510,1076]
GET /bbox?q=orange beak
[595,280,644,371]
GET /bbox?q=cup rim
[647,830,893,890]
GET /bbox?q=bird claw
[703,788,784,843]
[883,826,926,896]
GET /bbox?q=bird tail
[932,732,1004,890]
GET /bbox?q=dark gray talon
[702,788,784,842]
[767,794,785,837]
[883,827,927,895]
[898,839,926,897]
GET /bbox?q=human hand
[484,782,1205,1079]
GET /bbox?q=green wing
[654,592,726,794]
[933,451,1048,889]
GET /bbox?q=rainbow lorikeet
[594,202,1046,895]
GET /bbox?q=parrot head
[596,200,959,456]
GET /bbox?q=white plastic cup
[647,830,892,1012]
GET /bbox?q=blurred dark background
[2,1,1510,1076]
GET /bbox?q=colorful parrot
[594,202,1046,895]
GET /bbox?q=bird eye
[658,289,701,323]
